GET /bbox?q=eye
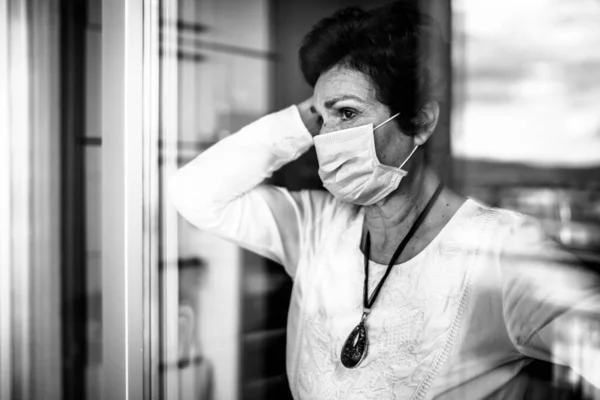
[340,108,357,121]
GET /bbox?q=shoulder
[287,190,363,261]
[458,198,580,281]
[446,199,555,275]
[448,199,528,247]
[463,198,551,243]
[468,200,557,257]
[288,189,360,227]
[462,198,524,225]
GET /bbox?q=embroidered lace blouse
[169,106,600,399]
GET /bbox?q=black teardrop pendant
[339,183,444,369]
[340,321,368,368]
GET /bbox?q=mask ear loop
[374,112,400,130]
[373,112,418,170]
[399,145,419,170]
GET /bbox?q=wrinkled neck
[362,163,438,255]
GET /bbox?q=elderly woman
[169,1,600,399]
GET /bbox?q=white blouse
[169,106,600,399]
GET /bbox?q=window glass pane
[451,0,600,265]
[84,146,102,400]
[159,1,276,399]
[83,2,103,397]
[452,0,600,166]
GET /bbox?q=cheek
[373,131,407,168]
[320,121,343,135]
[320,114,370,135]
[373,133,392,165]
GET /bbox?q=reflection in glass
[158,0,277,399]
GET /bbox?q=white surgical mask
[313,113,418,206]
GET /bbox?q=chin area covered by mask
[313,113,418,206]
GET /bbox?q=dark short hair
[299,1,446,135]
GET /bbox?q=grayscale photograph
[1,0,600,399]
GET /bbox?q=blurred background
[1,0,599,399]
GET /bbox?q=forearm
[501,216,600,389]
[168,105,313,230]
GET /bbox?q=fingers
[297,97,322,137]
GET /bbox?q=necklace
[340,182,444,368]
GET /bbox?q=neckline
[356,198,474,268]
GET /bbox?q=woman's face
[312,65,417,168]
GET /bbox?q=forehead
[313,65,378,106]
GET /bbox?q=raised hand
[296,97,322,137]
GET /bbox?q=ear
[413,102,440,146]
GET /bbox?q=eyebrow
[323,94,365,109]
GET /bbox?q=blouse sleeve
[500,215,600,388]
[168,105,315,277]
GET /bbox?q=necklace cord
[363,182,444,309]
